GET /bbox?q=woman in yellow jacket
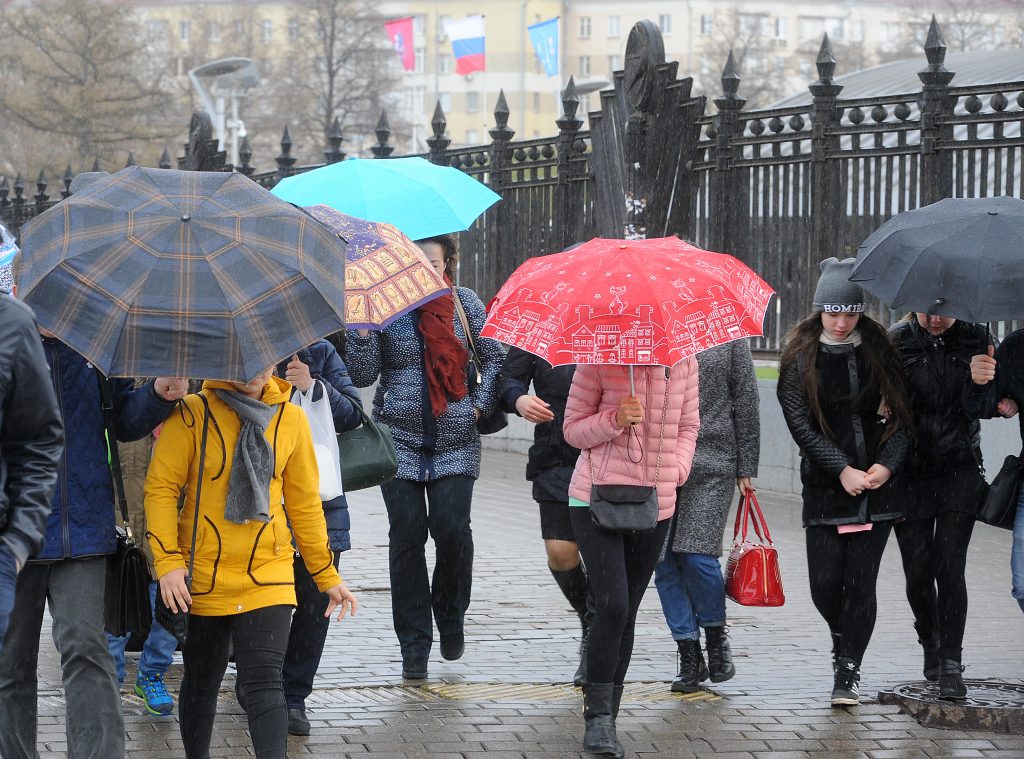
[145,371,357,759]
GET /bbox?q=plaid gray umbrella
[18,166,347,382]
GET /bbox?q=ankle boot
[938,659,967,700]
[831,657,861,706]
[573,581,596,687]
[582,682,624,758]
[914,621,941,682]
[830,632,842,674]
[672,639,709,693]
[704,626,736,683]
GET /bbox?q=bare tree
[0,0,174,175]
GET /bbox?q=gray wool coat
[670,340,760,556]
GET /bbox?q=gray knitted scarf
[214,389,277,524]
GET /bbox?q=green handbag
[337,404,398,491]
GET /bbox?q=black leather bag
[155,395,211,646]
[589,484,659,533]
[453,288,508,435]
[977,451,1023,530]
[337,404,399,491]
[99,376,152,640]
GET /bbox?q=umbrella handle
[629,365,635,396]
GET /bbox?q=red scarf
[417,278,468,417]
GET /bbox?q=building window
[261,19,272,43]
[180,20,191,42]
[414,47,425,73]
[235,19,246,37]
[288,18,300,40]
[146,19,169,43]
[775,17,786,39]
[438,15,450,40]
[579,16,591,39]
[533,91,541,112]
[851,20,865,42]
[413,15,425,36]
[700,14,712,35]
[659,14,672,35]
[439,54,452,75]
[608,54,621,72]
[579,55,591,76]
[466,129,479,144]
[608,15,620,37]
[439,91,451,112]
[466,91,480,112]
[411,85,425,112]
[208,21,220,42]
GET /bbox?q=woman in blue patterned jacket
[345,235,504,679]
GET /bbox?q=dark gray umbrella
[850,196,1024,322]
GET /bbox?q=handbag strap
[186,394,212,591]
[589,368,671,487]
[733,492,771,544]
[97,374,134,543]
[452,287,483,384]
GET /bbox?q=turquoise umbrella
[270,156,501,241]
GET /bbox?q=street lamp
[188,58,261,167]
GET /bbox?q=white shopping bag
[292,380,344,501]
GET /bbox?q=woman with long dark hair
[777,257,910,707]
[345,234,505,680]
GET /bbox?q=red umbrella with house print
[481,237,774,388]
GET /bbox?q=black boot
[582,682,625,758]
[704,626,736,683]
[552,564,592,687]
[938,659,967,700]
[672,639,709,693]
[611,684,624,718]
[914,622,941,682]
[830,632,841,674]
[831,657,861,706]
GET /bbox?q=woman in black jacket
[889,315,991,700]
[499,347,588,684]
[777,257,911,707]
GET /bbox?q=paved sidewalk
[31,450,1024,758]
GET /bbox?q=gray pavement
[31,450,1024,758]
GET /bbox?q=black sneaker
[402,656,428,679]
[831,657,861,706]
[287,708,310,736]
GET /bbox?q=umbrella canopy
[270,156,501,240]
[304,204,448,329]
[481,237,775,367]
[851,196,1024,322]
[17,166,348,382]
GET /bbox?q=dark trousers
[180,605,292,759]
[570,508,670,685]
[894,512,975,660]
[0,546,17,654]
[282,552,341,710]
[806,522,892,663]
[381,475,475,659]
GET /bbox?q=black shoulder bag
[588,370,671,533]
[99,375,153,640]
[154,394,211,645]
[452,288,508,435]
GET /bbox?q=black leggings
[894,512,975,660]
[570,508,670,685]
[180,605,293,759]
[806,522,892,664]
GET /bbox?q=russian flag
[445,14,486,75]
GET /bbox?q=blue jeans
[1013,492,1024,614]
[654,551,727,641]
[107,581,177,683]
[0,545,17,654]
[381,475,475,659]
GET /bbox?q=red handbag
[724,492,785,607]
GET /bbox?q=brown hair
[779,312,911,444]
[418,234,459,283]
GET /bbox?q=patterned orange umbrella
[304,204,448,330]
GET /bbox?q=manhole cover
[879,680,1024,733]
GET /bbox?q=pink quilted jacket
[564,362,700,522]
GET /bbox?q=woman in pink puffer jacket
[563,361,700,759]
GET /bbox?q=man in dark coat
[0,329,185,759]
[0,295,64,651]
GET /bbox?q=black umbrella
[850,196,1024,322]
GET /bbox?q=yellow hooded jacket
[144,377,342,616]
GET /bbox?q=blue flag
[528,17,559,78]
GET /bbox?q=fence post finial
[815,34,837,83]
[918,15,955,203]
[62,165,74,198]
[34,170,48,209]
[276,125,297,182]
[159,147,172,170]
[325,117,346,164]
[371,110,395,158]
[238,135,255,177]
[427,101,451,165]
[489,89,514,142]
[125,152,136,168]
[556,76,584,249]
[91,158,102,172]
[0,176,9,208]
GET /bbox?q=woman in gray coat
[654,340,760,692]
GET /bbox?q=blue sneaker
[135,673,174,715]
